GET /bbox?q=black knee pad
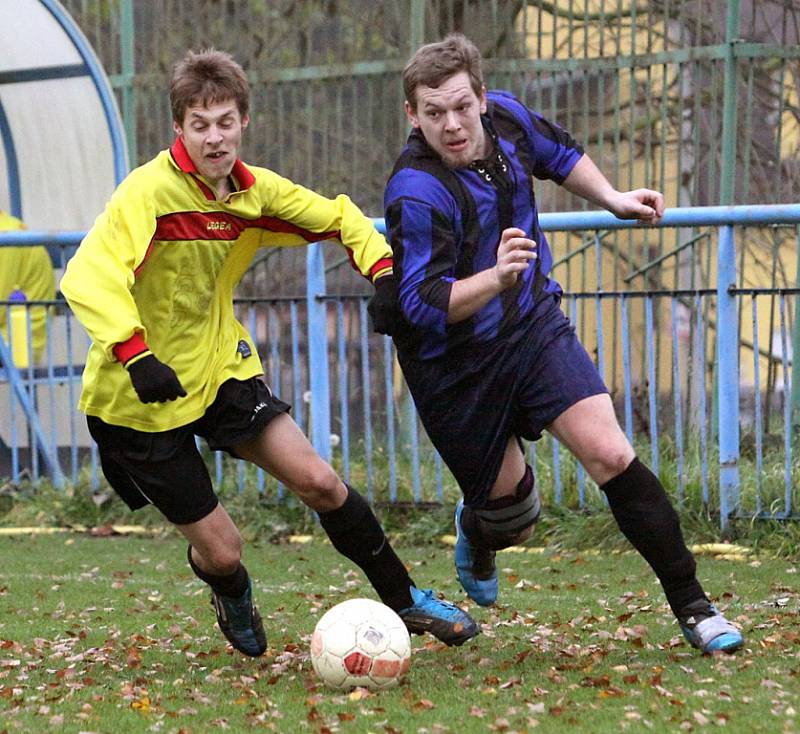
[462,465,541,551]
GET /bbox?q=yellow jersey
[61,139,392,431]
[0,211,56,363]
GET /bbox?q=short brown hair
[403,33,484,110]
[170,48,250,124]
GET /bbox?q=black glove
[367,273,403,336]
[126,354,187,404]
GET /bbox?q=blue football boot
[211,579,267,657]
[398,586,480,646]
[678,599,744,654]
[454,500,498,606]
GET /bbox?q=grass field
[0,531,798,733]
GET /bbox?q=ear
[479,85,488,115]
[404,100,420,129]
[241,114,250,130]
[173,120,183,138]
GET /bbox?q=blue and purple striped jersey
[385,90,584,360]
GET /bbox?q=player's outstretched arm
[561,154,664,226]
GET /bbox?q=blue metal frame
[5,204,800,529]
[0,231,84,247]
[0,328,64,488]
[0,101,21,217]
[716,225,740,526]
[38,0,128,184]
[373,204,800,236]
[363,204,800,527]
[306,243,332,463]
[0,65,88,85]
[0,3,129,219]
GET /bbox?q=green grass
[5,459,800,559]
[1,533,798,733]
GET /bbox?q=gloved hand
[126,353,187,403]
[367,272,403,335]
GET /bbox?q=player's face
[174,99,249,191]
[405,71,488,169]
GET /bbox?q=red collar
[170,136,256,192]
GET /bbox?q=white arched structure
[0,0,127,230]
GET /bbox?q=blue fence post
[0,333,64,489]
[716,225,740,529]
[306,243,331,463]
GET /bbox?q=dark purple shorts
[398,295,608,508]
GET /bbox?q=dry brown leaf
[413,698,436,710]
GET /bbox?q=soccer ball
[310,598,411,690]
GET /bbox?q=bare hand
[609,188,665,225]
[494,227,537,289]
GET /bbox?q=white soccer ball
[310,598,411,690]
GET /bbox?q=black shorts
[398,295,608,509]
[87,377,290,524]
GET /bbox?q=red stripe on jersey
[133,211,345,278]
[155,211,246,241]
[344,246,358,272]
[190,174,216,201]
[255,215,338,242]
[134,238,156,277]
[152,210,340,243]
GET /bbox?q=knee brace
[461,465,541,551]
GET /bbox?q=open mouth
[207,151,227,161]
[446,139,468,152]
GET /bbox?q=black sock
[601,458,706,616]
[187,545,249,598]
[317,486,414,611]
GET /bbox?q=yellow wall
[519,2,799,396]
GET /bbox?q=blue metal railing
[323,205,800,528]
[3,204,800,529]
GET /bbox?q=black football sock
[187,545,250,598]
[318,486,415,611]
[601,458,706,616]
